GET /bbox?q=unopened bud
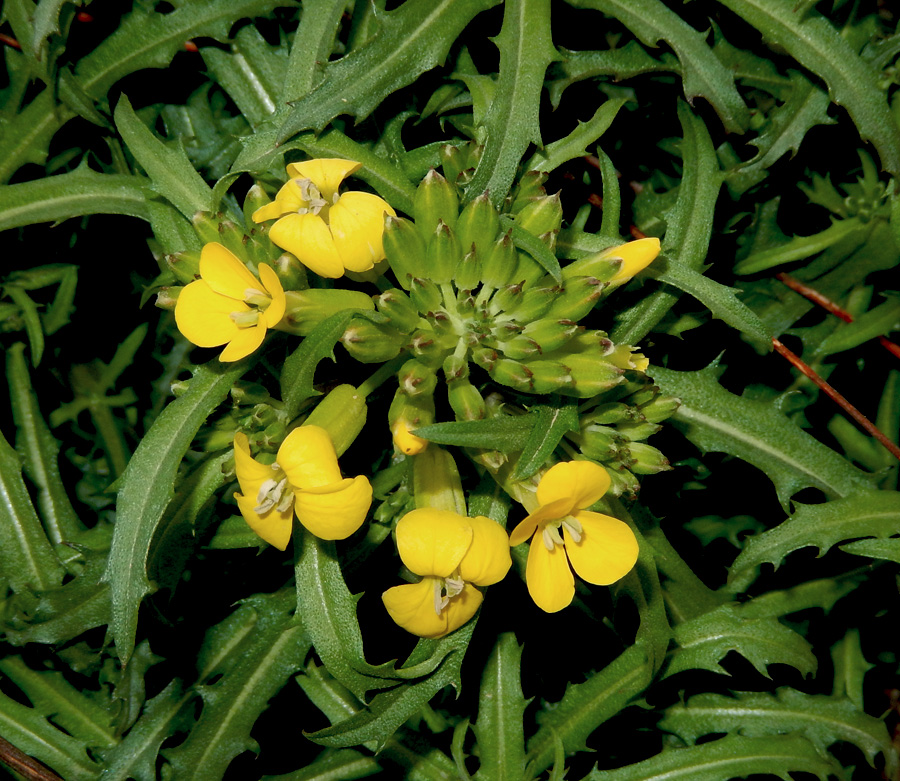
[398,359,438,397]
[448,378,486,420]
[491,280,525,315]
[442,351,469,381]
[457,192,501,260]
[506,285,557,323]
[414,169,458,240]
[566,354,624,397]
[583,403,634,426]
[482,231,518,289]
[607,465,640,499]
[578,424,625,461]
[280,289,374,336]
[514,252,550,289]
[166,251,201,284]
[515,192,562,239]
[273,253,308,291]
[389,390,434,456]
[528,359,575,395]
[341,319,405,363]
[616,419,662,442]
[155,286,181,310]
[498,335,541,361]
[564,238,661,286]
[545,276,604,321]
[627,442,671,474]
[639,393,681,423]
[230,381,271,406]
[375,288,421,333]
[192,211,222,244]
[441,143,466,186]
[455,247,482,292]
[304,384,367,456]
[426,221,461,284]
[509,171,548,214]
[243,183,272,226]
[409,277,442,313]
[523,318,581,353]
[383,215,426,290]
[413,446,466,514]
[489,358,534,392]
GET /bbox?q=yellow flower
[508,461,638,613]
[382,509,511,638]
[252,159,396,279]
[174,242,286,362]
[232,426,372,550]
[605,237,660,286]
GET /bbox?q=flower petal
[278,425,342,488]
[235,492,293,551]
[233,432,276,497]
[218,320,266,362]
[508,497,573,547]
[293,475,372,540]
[395,508,472,578]
[525,532,575,613]
[287,159,362,202]
[174,279,243,348]
[605,237,661,284]
[441,583,483,636]
[536,461,611,511]
[269,213,345,278]
[382,578,448,638]
[458,515,512,586]
[329,192,395,272]
[199,242,261,299]
[564,511,639,586]
[257,263,286,327]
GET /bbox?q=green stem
[356,352,409,399]
[90,400,130,479]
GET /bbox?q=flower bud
[441,143,466,186]
[515,253,550,289]
[272,253,308,291]
[389,389,434,456]
[491,280,524,315]
[527,359,574,394]
[279,289,374,336]
[639,393,681,423]
[627,442,671,474]
[442,351,469,381]
[414,169,458,241]
[521,318,581,353]
[166,251,201,284]
[565,354,624,397]
[509,171,548,214]
[482,231,518,289]
[505,285,557,324]
[375,288,421,333]
[583,403,634,426]
[455,247,482,292]
[399,359,438,397]
[230,381,271,406]
[607,465,640,499]
[425,221,461,285]
[341,319,406,363]
[578,424,625,461]
[616,419,662,442]
[471,347,499,371]
[383,215,426,290]
[498,335,540,361]
[489,358,534,392]
[563,238,661,286]
[448,378,486,420]
[515,192,562,239]
[457,192,500,259]
[243,183,271,227]
[192,211,223,244]
[544,277,604,321]
[155,286,181,310]
[409,277,442,313]
[304,384,367,456]
[412,446,466,514]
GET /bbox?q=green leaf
[731,491,900,576]
[283,0,349,101]
[525,644,653,777]
[115,94,213,219]
[472,634,527,781]
[660,688,896,775]
[263,749,382,781]
[0,163,148,232]
[666,604,816,678]
[815,295,900,357]
[581,734,839,781]
[831,629,872,711]
[567,0,749,133]
[4,286,44,365]
[104,358,250,663]
[465,0,558,206]
[648,363,875,508]
[414,414,535,451]
[507,219,562,284]
[277,0,500,142]
[511,400,579,479]
[840,536,900,563]
[715,0,900,178]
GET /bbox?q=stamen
[244,288,271,308]
[433,579,443,615]
[254,476,292,514]
[561,516,583,544]
[230,310,260,328]
[294,177,327,214]
[542,525,564,551]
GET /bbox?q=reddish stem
[0,736,63,780]
[0,32,21,49]
[772,338,900,462]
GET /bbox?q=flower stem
[356,352,408,399]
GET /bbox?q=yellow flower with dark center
[174,242,286,362]
[382,509,511,638]
[508,461,638,613]
[252,158,396,279]
[233,426,372,550]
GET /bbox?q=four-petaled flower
[252,158,396,279]
[175,242,286,362]
[233,426,372,550]
[382,509,511,638]
[508,461,638,613]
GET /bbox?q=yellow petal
[293,475,372,540]
[199,242,261,300]
[392,420,428,455]
[278,425,342,488]
[233,432,275,498]
[440,583,483,636]
[382,578,449,638]
[395,508,472,578]
[564,511,639,586]
[329,192,395,272]
[269,213,345,279]
[458,515,512,586]
[174,279,243,348]
[219,319,267,362]
[251,199,288,223]
[257,263,286,327]
[525,532,575,613]
[286,159,362,202]
[536,461,611,511]
[235,492,293,551]
[606,237,661,284]
[508,497,574,547]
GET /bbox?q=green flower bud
[243,183,271,227]
[384,215,426,290]
[505,285,557,324]
[457,192,501,259]
[489,357,534,392]
[628,384,659,407]
[399,359,438,397]
[526,359,573,394]
[498,335,541,361]
[376,288,421,333]
[515,192,562,239]
[217,220,250,259]
[448,377,486,420]
[491,280,525,315]
[509,171,548,214]
[578,424,625,461]
[482,231,518,289]
[515,252,550,290]
[280,289,374,336]
[166,251,201,284]
[414,169,458,241]
[409,277,443,313]
[544,277,604,321]
[565,354,624,397]
[521,318,581,353]
[304,384,367,456]
[341,318,406,363]
[441,143,466,186]
[230,381,271,406]
[155,286,180,310]
[463,143,484,172]
[260,420,289,451]
[616,419,662,442]
[443,351,469,381]
[171,379,190,397]
[626,442,671,474]
[426,220,461,285]
[409,329,454,365]
[455,248,482,292]
[272,253,308,291]
[639,393,681,423]
[607,465,640,499]
[192,211,222,244]
[582,402,634,426]
[472,347,499,371]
